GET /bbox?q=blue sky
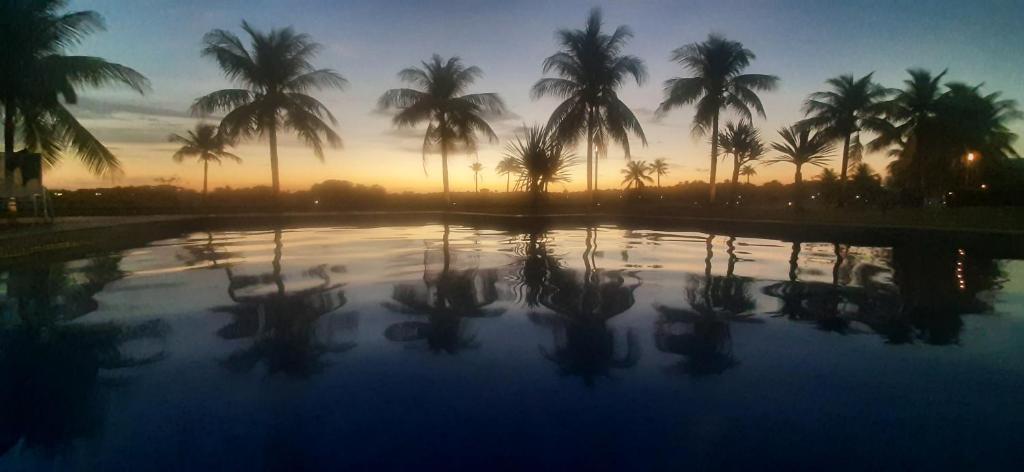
[55,0,1024,191]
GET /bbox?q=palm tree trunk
[838,134,850,206]
[657,174,661,188]
[586,108,594,203]
[203,160,209,196]
[709,112,720,203]
[441,137,451,204]
[269,122,281,196]
[506,173,510,192]
[3,101,14,187]
[730,155,741,203]
[474,172,478,192]
[794,164,803,208]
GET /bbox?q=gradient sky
[50,0,1024,192]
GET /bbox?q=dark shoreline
[3,211,1024,265]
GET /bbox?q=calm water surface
[1,224,1022,470]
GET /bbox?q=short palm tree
[657,34,778,203]
[379,55,505,204]
[649,158,669,187]
[764,125,835,204]
[621,160,653,190]
[798,73,891,205]
[1,0,149,179]
[505,125,577,203]
[192,21,346,196]
[740,165,757,184]
[469,161,483,192]
[717,121,765,201]
[169,123,242,196]
[531,7,647,201]
[495,156,520,192]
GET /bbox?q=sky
[47,0,1024,192]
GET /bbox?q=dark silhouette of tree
[192,21,346,196]
[213,229,356,377]
[649,158,669,188]
[764,125,835,206]
[527,228,641,386]
[505,125,578,206]
[0,256,167,457]
[798,73,890,205]
[495,156,519,192]
[169,123,241,196]
[657,34,778,203]
[0,0,149,180]
[382,225,503,354]
[717,121,766,203]
[740,165,756,184]
[469,161,483,192]
[532,7,647,202]
[379,55,505,204]
[620,160,653,190]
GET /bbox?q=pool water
[1,224,1022,470]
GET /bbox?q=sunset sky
[50,0,1024,193]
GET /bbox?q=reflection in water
[213,229,356,377]
[654,235,760,376]
[383,225,503,354]
[0,256,168,457]
[521,228,641,386]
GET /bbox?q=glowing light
[787,201,793,206]
[94,192,102,196]
[966,152,976,162]
[980,184,988,189]
[314,200,320,205]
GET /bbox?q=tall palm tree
[621,160,653,190]
[169,123,242,196]
[192,21,346,196]
[531,7,647,202]
[0,0,150,181]
[717,121,765,202]
[764,125,834,204]
[740,165,757,184]
[505,125,578,204]
[379,55,505,204]
[798,73,890,205]
[657,34,778,203]
[495,156,519,192]
[649,158,669,187]
[469,161,483,192]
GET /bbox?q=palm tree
[764,125,834,204]
[657,34,778,203]
[798,73,891,205]
[505,125,578,204]
[649,158,669,187]
[469,161,483,192]
[531,7,647,202]
[495,156,519,192]
[192,21,346,196]
[0,0,150,181]
[717,121,765,202]
[379,55,506,204]
[169,123,242,196]
[740,165,757,184]
[620,160,653,190]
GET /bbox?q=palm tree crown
[469,161,483,192]
[169,123,242,195]
[765,125,834,203]
[621,160,653,190]
[379,55,505,203]
[495,156,520,192]
[798,73,890,204]
[0,0,150,179]
[192,21,346,195]
[657,34,778,203]
[717,121,765,200]
[649,158,669,187]
[740,165,757,183]
[505,125,578,199]
[532,7,647,199]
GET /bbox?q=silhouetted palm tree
[169,123,241,196]
[0,0,149,180]
[505,125,578,204]
[657,34,778,203]
[469,161,483,192]
[192,21,346,196]
[532,7,647,201]
[379,55,505,204]
[717,121,765,202]
[649,158,669,187]
[798,73,890,205]
[495,156,520,192]
[764,125,834,205]
[740,165,756,183]
[621,160,653,190]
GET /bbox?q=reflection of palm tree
[214,230,356,377]
[383,225,503,354]
[654,235,759,376]
[0,257,167,456]
[526,228,641,386]
[178,231,235,268]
